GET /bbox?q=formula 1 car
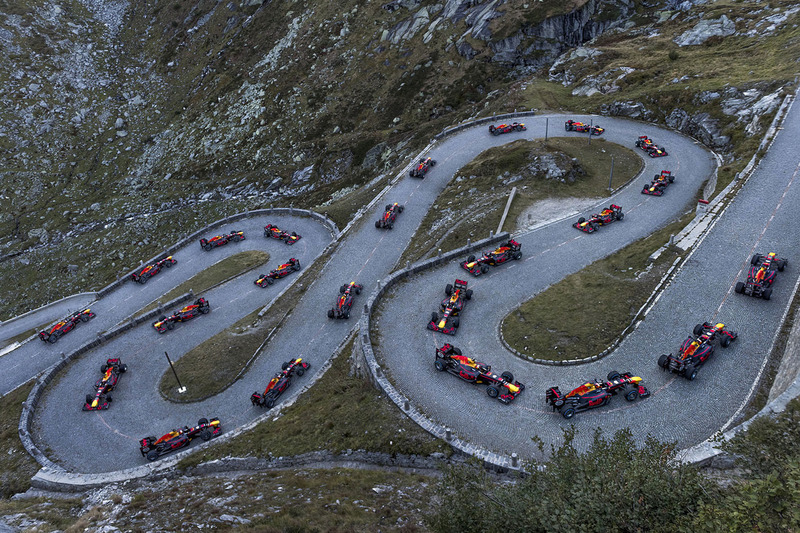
[409,157,436,178]
[153,298,210,333]
[131,256,177,284]
[573,204,624,233]
[82,358,127,411]
[489,122,527,136]
[735,252,788,300]
[565,119,604,135]
[461,239,522,276]
[255,258,301,287]
[39,309,96,344]
[657,322,738,380]
[428,279,472,335]
[546,371,650,419]
[140,418,222,462]
[264,224,302,245]
[434,344,524,403]
[199,230,245,251]
[251,358,310,409]
[328,282,363,319]
[635,136,668,158]
[641,170,675,196]
[376,203,404,229]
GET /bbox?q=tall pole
[165,351,186,393]
[545,117,548,142]
[608,155,615,191]
[588,118,593,146]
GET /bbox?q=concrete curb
[360,232,527,474]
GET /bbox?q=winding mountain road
[3,108,796,475]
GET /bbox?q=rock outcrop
[674,15,735,46]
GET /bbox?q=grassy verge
[0,498,83,530]
[1,326,41,350]
[0,381,40,498]
[158,250,327,402]
[136,250,269,318]
[398,138,642,266]
[502,212,692,361]
[315,173,394,231]
[179,336,450,468]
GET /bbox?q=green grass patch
[0,381,40,498]
[315,173,393,231]
[179,335,450,469]
[1,325,42,349]
[502,212,692,361]
[399,137,642,266]
[136,250,269,318]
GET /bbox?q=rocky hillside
[0,0,797,317]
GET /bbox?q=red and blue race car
[251,358,310,409]
[460,239,522,276]
[255,258,301,287]
[635,136,668,158]
[82,358,127,411]
[39,309,95,344]
[428,279,472,335]
[153,298,210,333]
[328,282,363,319]
[658,322,738,380]
[200,231,245,251]
[642,170,675,196]
[140,418,222,461]
[409,157,436,178]
[565,119,604,135]
[131,256,177,284]
[546,371,650,419]
[489,122,527,135]
[573,204,624,233]
[735,252,787,300]
[264,224,302,245]
[435,344,524,404]
[376,203,404,229]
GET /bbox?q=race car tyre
[486,385,500,398]
[501,371,514,383]
[388,223,393,230]
[591,223,599,231]
[452,318,460,328]
[200,304,210,314]
[121,364,128,373]
[167,322,174,330]
[445,284,453,296]
[80,313,91,322]
[481,265,489,274]
[147,450,160,462]
[86,394,94,404]
[668,175,675,183]
[355,286,362,295]
[616,212,624,220]
[386,205,391,211]
[452,347,462,356]
[328,309,335,319]
[344,309,350,319]
[554,399,564,408]
[565,123,571,131]
[375,221,381,228]
[778,260,787,271]
[607,371,621,382]
[201,430,212,442]
[562,407,576,419]
[465,289,473,300]
[513,251,522,260]
[340,285,347,294]
[198,418,209,425]
[751,254,762,265]
[735,281,745,294]
[693,324,704,336]
[721,335,731,348]
[467,255,476,263]
[430,160,436,166]
[266,397,276,409]
[48,335,57,344]
[684,364,698,381]
[623,384,638,402]
[578,217,586,224]
[292,262,301,271]
[267,278,274,285]
[101,364,108,373]
[204,244,212,251]
[763,288,772,301]
[281,362,289,370]
[399,206,404,213]
[435,359,446,371]
[297,366,305,376]
[658,354,669,369]
[166,261,173,267]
